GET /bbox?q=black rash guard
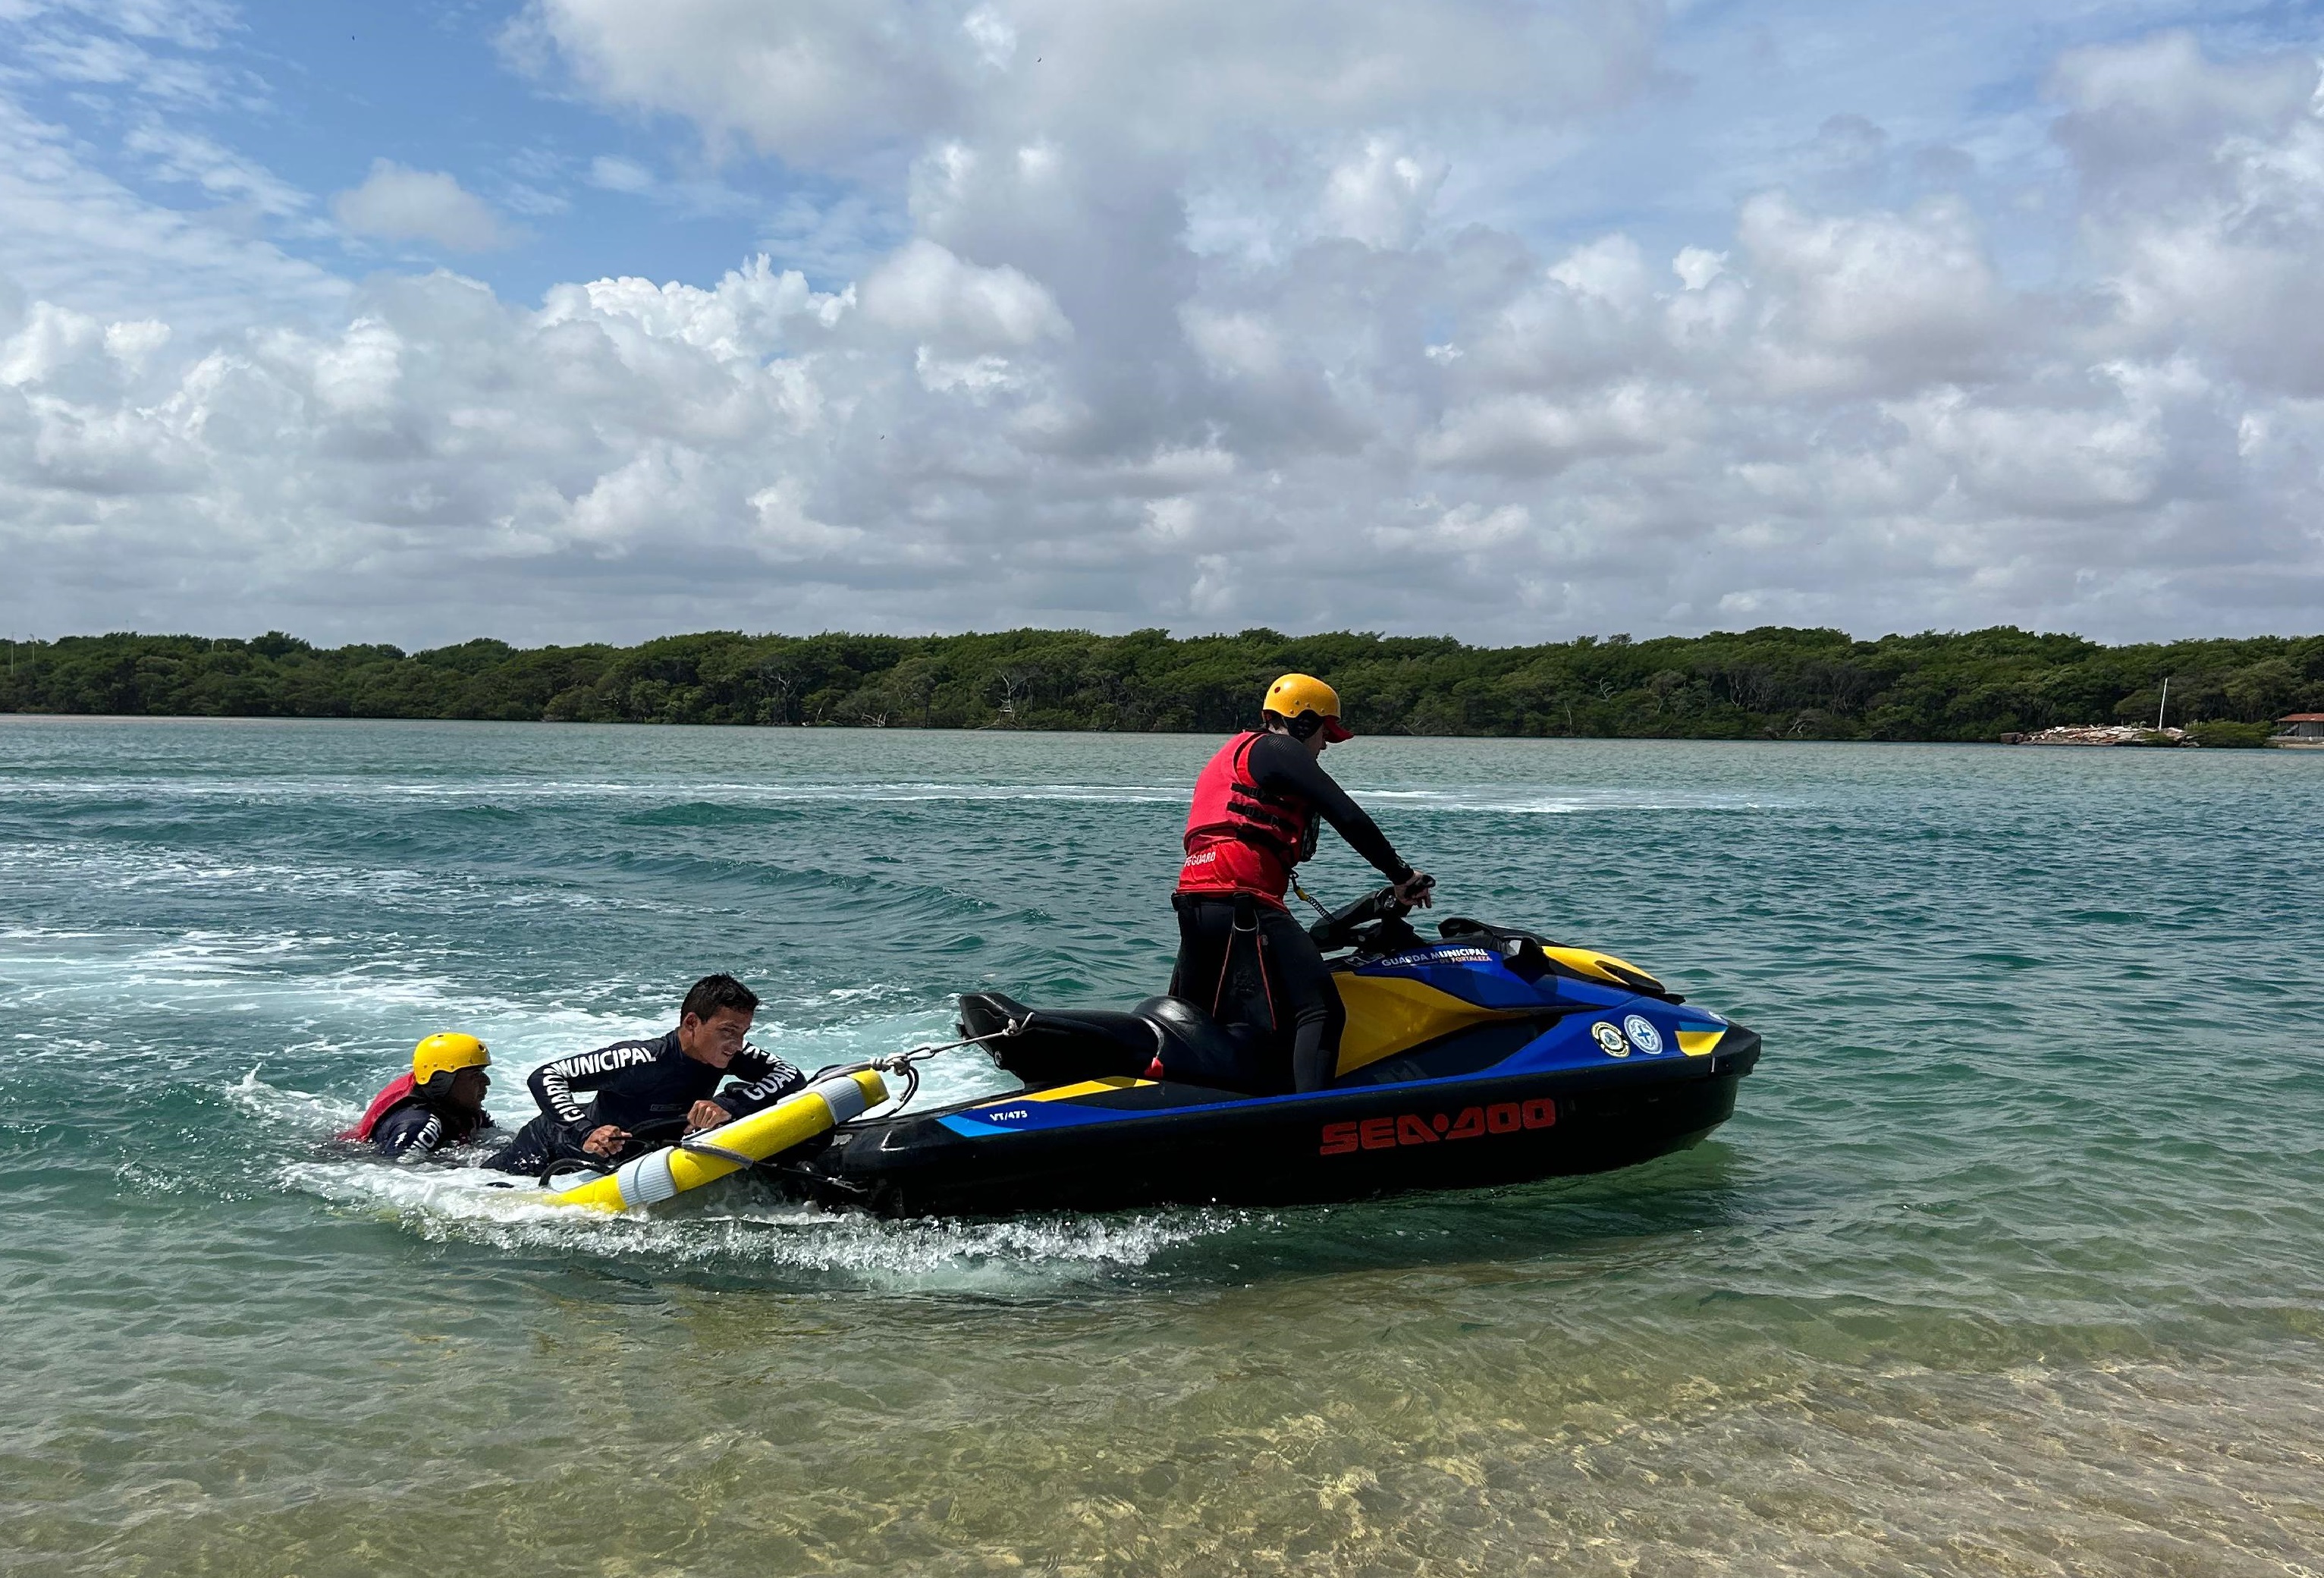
[370,1100,495,1161]
[528,1029,805,1133]
[484,1029,808,1175]
[1244,731,1412,883]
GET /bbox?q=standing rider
[342,1033,498,1160]
[1172,674,1432,1092]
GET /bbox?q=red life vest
[1177,732,1315,903]
[341,1073,419,1142]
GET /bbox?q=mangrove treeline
[3,626,2319,744]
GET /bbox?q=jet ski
[771,887,1760,1217]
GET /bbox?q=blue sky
[2,1,2321,645]
[3,1,887,303]
[17,0,2288,300]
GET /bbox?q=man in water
[342,1033,498,1160]
[485,973,804,1177]
[1173,673,1432,1092]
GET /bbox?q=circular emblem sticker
[1622,1014,1663,1055]
[1591,1021,1629,1058]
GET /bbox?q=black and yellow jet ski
[774,888,1760,1217]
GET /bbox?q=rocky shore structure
[1999,725,2193,746]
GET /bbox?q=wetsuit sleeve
[372,1104,444,1161]
[526,1041,661,1124]
[1248,733,1413,882]
[713,1046,806,1120]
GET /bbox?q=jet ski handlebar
[1306,881,1429,954]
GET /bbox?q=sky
[2,0,2320,649]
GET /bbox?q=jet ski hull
[783,1029,1759,1218]
[773,918,1762,1218]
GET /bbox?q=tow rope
[793,1016,1025,1126]
[537,1018,1027,1212]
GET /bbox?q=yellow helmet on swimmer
[1262,673,1354,742]
[412,1033,490,1086]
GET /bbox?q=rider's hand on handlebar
[583,1124,630,1158]
[1393,871,1436,910]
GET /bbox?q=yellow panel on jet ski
[1677,1028,1721,1057]
[1026,1076,1156,1102]
[1540,945,1666,995]
[1334,975,1530,1077]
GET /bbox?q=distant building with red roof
[2273,713,2324,747]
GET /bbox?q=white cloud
[586,156,654,194]
[2052,31,2324,397]
[4,9,2324,646]
[1886,379,2170,517]
[1672,247,1726,291]
[1181,306,1286,383]
[14,27,229,107]
[1,299,103,386]
[8,0,240,51]
[124,124,308,218]
[1421,383,1697,475]
[101,316,169,369]
[749,475,865,558]
[0,95,345,335]
[1738,193,2006,393]
[507,0,1662,168]
[331,161,515,253]
[1318,137,1446,250]
[858,238,1069,350]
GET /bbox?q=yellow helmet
[1261,673,1354,741]
[412,1033,490,1086]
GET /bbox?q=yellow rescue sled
[540,1068,888,1212]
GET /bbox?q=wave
[5,775,1804,844]
[281,1156,1229,1290]
[1364,787,1797,815]
[1,776,1191,807]
[218,982,1204,1293]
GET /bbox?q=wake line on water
[2,841,1019,929]
[1,777,1191,806]
[188,972,1212,1290]
[5,778,1801,816]
[11,923,995,1109]
[234,1064,1222,1290]
[1364,788,1799,814]
[289,1155,1226,1289]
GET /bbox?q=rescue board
[539,1068,887,1212]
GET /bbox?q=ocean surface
[2,718,2319,1576]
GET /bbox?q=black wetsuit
[1234,731,1412,883]
[484,1030,805,1176]
[1172,733,1414,1094]
[371,1099,495,1161]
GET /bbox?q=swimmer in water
[342,1033,498,1160]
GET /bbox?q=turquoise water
[3,718,2319,1575]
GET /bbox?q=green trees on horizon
[4,624,2320,743]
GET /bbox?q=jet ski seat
[959,990,1269,1093]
